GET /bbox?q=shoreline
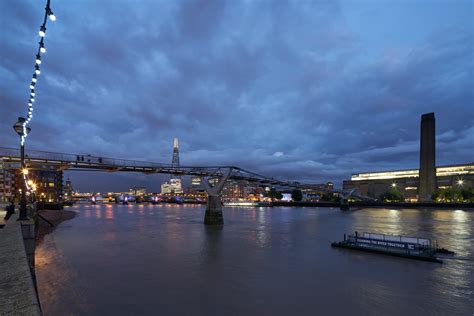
[271,201,474,209]
[36,209,77,245]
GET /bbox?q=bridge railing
[0,147,333,190]
[0,147,173,169]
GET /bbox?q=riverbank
[272,201,474,208]
[0,213,41,315]
[36,209,77,244]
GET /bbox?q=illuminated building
[343,163,474,201]
[0,161,15,203]
[221,180,245,200]
[1,161,63,204]
[170,178,183,194]
[28,167,63,203]
[161,182,171,194]
[129,187,146,196]
[63,177,73,202]
[190,176,205,194]
[344,113,473,202]
[301,182,335,201]
[168,137,183,194]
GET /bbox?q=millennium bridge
[0,146,370,224]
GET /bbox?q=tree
[379,189,404,202]
[291,189,303,202]
[266,189,283,200]
[320,193,340,202]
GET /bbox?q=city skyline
[1,0,473,192]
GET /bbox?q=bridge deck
[0,147,308,189]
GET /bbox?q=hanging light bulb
[39,42,46,53]
[32,78,37,83]
[47,8,56,21]
[30,98,35,102]
[30,83,35,89]
[35,54,42,64]
[39,25,46,37]
[30,92,35,97]
[35,65,41,75]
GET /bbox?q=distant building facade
[344,112,473,202]
[1,158,64,204]
[0,161,15,203]
[301,182,335,201]
[130,187,146,196]
[161,182,172,195]
[28,166,64,203]
[343,163,474,201]
[63,177,74,202]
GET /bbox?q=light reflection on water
[36,205,474,315]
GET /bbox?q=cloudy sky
[1,0,473,192]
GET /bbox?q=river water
[36,204,474,315]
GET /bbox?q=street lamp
[13,117,31,221]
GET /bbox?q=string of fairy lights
[20,0,56,193]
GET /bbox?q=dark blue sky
[1,0,473,192]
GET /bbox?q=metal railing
[0,147,328,189]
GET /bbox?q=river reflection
[36,205,474,315]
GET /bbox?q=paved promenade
[0,213,41,315]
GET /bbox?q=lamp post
[13,117,31,221]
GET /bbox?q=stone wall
[0,214,41,315]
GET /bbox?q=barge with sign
[331,232,453,263]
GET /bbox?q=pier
[331,232,446,263]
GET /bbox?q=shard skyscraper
[170,138,183,194]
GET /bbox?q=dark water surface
[36,204,474,315]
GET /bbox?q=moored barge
[331,232,451,263]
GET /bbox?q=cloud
[0,0,472,191]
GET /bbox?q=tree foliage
[320,193,340,202]
[432,188,474,203]
[266,189,283,200]
[291,189,303,202]
[380,189,405,202]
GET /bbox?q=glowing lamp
[13,117,31,136]
[47,8,56,21]
[39,26,46,37]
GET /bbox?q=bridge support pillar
[204,195,223,225]
[340,198,349,211]
[202,168,232,226]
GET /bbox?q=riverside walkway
[0,213,41,315]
